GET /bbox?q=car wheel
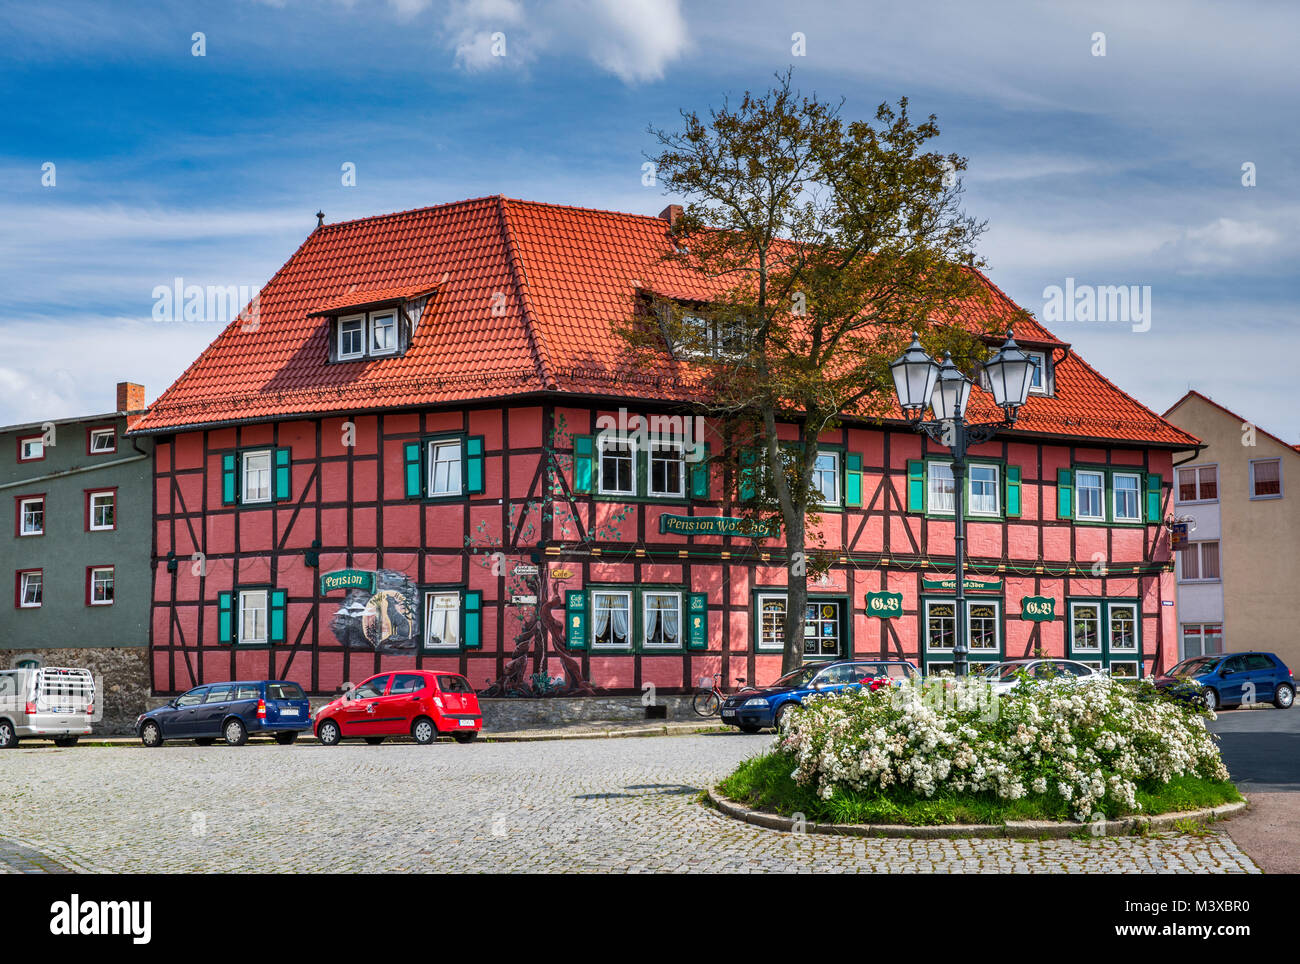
[1202,688,1219,712]
[1274,683,1295,709]
[411,717,436,745]
[364,736,385,745]
[453,731,477,744]
[223,718,248,747]
[738,723,761,734]
[139,721,162,747]
[0,720,18,749]
[195,737,215,746]
[274,732,298,745]
[317,719,341,746]
[53,737,79,748]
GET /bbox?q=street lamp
[890,330,1035,678]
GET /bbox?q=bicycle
[692,672,750,717]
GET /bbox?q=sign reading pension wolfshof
[658,515,779,538]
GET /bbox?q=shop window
[754,594,844,657]
[804,601,842,657]
[1068,598,1143,674]
[922,598,1003,668]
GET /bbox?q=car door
[197,684,235,737]
[377,673,426,734]
[1216,656,1248,704]
[168,687,209,736]
[1243,654,1278,705]
[340,675,391,736]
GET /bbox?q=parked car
[312,671,482,745]
[719,659,919,733]
[0,666,95,748]
[977,658,1099,694]
[1153,652,1294,711]
[136,680,312,747]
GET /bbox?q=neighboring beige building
[1163,391,1300,670]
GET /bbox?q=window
[18,436,44,462]
[1074,470,1105,521]
[390,673,426,694]
[804,601,842,657]
[648,442,686,498]
[1109,603,1138,651]
[1069,598,1143,674]
[17,570,42,608]
[927,462,955,514]
[239,590,268,645]
[88,567,114,606]
[176,687,207,708]
[1250,459,1282,499]
[205,685,234,704]
[677,311,747,359]
[1112,473,1141,522]
[370,310,398,355]
[813,452,840,506]
[1177,465,1218,503]
[241,451,272,504]
[88,428,116,454]
[757,594,786,651]
[925,601,957,651]
[1026,351,1049,394]
[968,602,999,651]
[423,592,461,650]
[591,591,632,649]
[1181,623,1223,660]
[428,441,463,496]
[597,438,635,496]
[969,465,1000,516]
[337,314,365,359]
[17,497,43,536]
[351,675,390,700]
[87,490,116,531]
[1179,541,1220,582]
[643,592,682,648]
[1070,603,1101,652]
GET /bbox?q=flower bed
[719,676,1239,825]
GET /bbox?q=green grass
[716,751,1241,826]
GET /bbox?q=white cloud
[574,0,690,83]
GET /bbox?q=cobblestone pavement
[0,735,1260,873]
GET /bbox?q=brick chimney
[116,381,146,413]
[658,204,683,228]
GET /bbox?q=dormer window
[370,310,398,355]
[338,315,365,360]
[331,309,405,362]
[314,283,438,365]
[1026,351,1051,395]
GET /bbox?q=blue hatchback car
[1153,652,1294,712]
[719,659,919,732]
[136,680,312,747]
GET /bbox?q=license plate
[721,709,735,718]
[458,719,475,727]
[281,707,299,715]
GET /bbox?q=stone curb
[707,788,1248,839]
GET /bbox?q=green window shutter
[463,590,482,649]
[906,460,925,512]
[1145,473,1163,523]
[739,448,757,502]
[572,435,594,494]
[689,443,711,499]
[565,590,588,650]
[403,441,423,499]
[269,589,287,644]
[845,452,863,508]
[465,436,485,494]
[686,592,709,650]
[218,592,233,644]
[1005,465,1022,518]
[274,448,292,501]
[222,454,238,505]
[1057,468,1074,519]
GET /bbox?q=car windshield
[1168,657,1221,678]
[772,666,823,690]
[984,663,1029,682]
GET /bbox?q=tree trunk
[782,516,807,675]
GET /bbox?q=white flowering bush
[778,676,1229,821]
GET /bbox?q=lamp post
[890,330,1035,677]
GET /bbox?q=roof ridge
[315,195,505,232]
[496,196,558,390]
[1060,348,1200,447]
[1165,389,1296,452]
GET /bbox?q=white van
[0,667,95,747]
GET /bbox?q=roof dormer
[309,281,439,363]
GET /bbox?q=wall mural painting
[326,569,420,653]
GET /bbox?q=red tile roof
[132,195,1198,447]
[308,281,441,316]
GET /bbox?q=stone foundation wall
[5,648,150,735]
[477,695,697,730]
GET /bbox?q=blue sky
[1,0,1296,440]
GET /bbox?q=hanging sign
[865,591,904,618]
[921,576,1003,593]
[1169,523,1189,551]
[1020,596,1056,622]
[658,515,779,538]
[320,569,374,594]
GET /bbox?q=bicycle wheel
[692,690,721,717]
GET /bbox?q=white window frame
[813,451,841,507]
[18,571,42,608]
[427,439,463,497]
[1179,541,1220,583]
[1025,351,1049,395]
[968,464,1000,517]
[596,437,636,496]
[18,497,43,536]
[927,461,956,515]
[1176,463,1219,504]
[88,490,116,531]
[1112,472,1142,523]
[89,428,116,453]
[241,450,272,504]
[1249,458,1283,500]
[1075,470,1105,521]
[369,310,399,356]
[924,599,959,653]
[1069,601,1103,653]
[1108,602,1139,652]
[642,591,683,649]
[337,313,365,360]
[89,567,115,606]
[590,590,633,650]
[756,593,787,653]
[1108,661,1139,679]
[238,589,268,645]
[647,442,686,498]
[423,591,462,651]
[19,437,43,461]
[965,599,1001,652]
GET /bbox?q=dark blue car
[1153,652,1294,712]
[136,680,312,747]
[720,659,920,732]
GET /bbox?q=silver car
[0,667,95,747]
[979,658,1098,694]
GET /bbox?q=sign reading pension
[1021,596,1056,622]
[865,591,903,618]
[921,576,1003,593]
[658,515,779,538]
[320,569,374,594]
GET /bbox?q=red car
[313,671,482,745]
